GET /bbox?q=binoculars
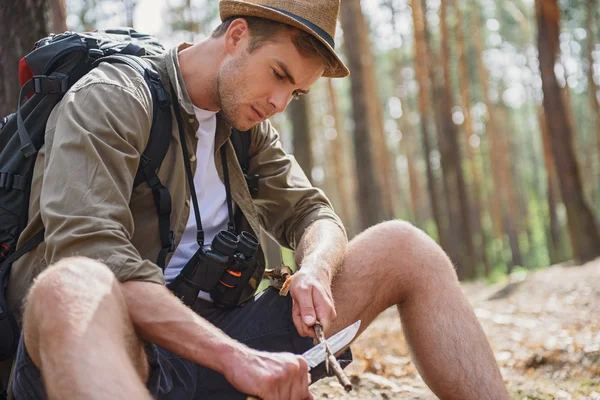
[167,230,259,308]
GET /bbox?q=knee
[22,257,118,363]
[23,257,118,331]
[26,257,116,309]
[365,220,457,282]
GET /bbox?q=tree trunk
[496,105,523,267]
[124,0,136,28]
[586,0,600,202]
[288,95,314,180]
[454,0,490,277]
[0,0,49,116]
[471,6,514,270]
[538,107,568,264]
[536,0,600,263]
[410,0,448,248]
[340,0,391,231]
[50,0,68,33]
[436,0,476,279]
[326,79,358,236]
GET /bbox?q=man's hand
[289,268,337,338]
[225,347,314,400]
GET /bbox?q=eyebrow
[276,60,310,95]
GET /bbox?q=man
[7,1,510,399]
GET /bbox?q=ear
[224,18,250,55]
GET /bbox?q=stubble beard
[216,54,253,131]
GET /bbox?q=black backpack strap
[230,129,258,195]
[0,229,45,277]
[98,55,174,269]
[0,229,45,361]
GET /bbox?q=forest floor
[311,258,600,399]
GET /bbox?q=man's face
[217,30,325,131]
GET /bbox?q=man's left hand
[289,268,337,338]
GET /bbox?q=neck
[178,40,222,111]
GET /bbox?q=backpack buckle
[169,231,175,253]
[88,48,104,59]
[32,74,69,95]
[245,173,259,195]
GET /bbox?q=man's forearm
[294,219,347,282]
[121,280,243,374]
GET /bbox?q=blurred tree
[124,0,136,27]
[538,107,569,264]
[0,0,49,116]
[471,6,521,272]
[436,0,476,279]
[51,0,68,33]
[454,0,490,276]
[410,0,448,249]
[288,95,314,178]
[504,0,569,266]
[536,0,600,263]
[340,0,392,230]
[384,0,425,228]
[585,0,600,195]
[326,79,358,236]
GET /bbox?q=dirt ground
[311,258,600,399]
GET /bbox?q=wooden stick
[246,323,353,399]
[313,323,353,392]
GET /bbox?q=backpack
[0,29,253,363]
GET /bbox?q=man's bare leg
[327,221,509,400]
[22,257,151,400]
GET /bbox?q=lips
[251,106,265,120]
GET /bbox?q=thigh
[327,221,434,338]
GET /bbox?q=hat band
[262,5,335,49]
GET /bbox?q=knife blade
[246,320,361,400]
[301,319,361,369]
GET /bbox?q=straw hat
[219,0,349,78]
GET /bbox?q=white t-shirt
[164,106,231,301]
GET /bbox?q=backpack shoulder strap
[98,55,174,269]
[231,128,258,195]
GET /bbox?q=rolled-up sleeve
[249,120,346,249]
[40,67,164,285]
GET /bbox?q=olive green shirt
[7,43,344,321]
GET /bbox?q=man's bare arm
[294,220,347,283]
[122,281,241,373]
[291,220,347,336]
[121,281,311,399]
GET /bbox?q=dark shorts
[12,287,352,400]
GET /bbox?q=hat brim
[219,0,349,78]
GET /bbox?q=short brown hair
[212,16,337,73]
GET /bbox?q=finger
[307,390,315,400]
[294,284,317,327]
[292,299,309,337]
[293,298,314,338]
[299,357,310,400]
[288,360,302,400]
[313,290,337,331]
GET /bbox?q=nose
[268,90,292,115]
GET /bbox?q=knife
[247,320,361,400]
[301,320,360,369]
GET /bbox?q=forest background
[1,0,600,283]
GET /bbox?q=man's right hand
[224,347,313,400]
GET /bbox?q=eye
[273,69,285,81]
[292,91,300,100]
